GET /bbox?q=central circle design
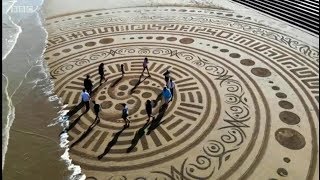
[62,57,221,170]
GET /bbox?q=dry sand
[42,0,319,179]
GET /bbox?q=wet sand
[3,82,69,180]
[2,11,70,180]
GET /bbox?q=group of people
[79,57,176,126]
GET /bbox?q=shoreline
[2,0,72,179]
[2,0,318,179]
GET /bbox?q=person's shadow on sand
[152,92,163,108]
[97,124,128,160]
[64,101,86,119]
[126,121,151,153]
[110,76,124,88]
[59,111,86,137]
[130,75,150,94]
[127,103,168,153]
[147,103,168,135]
[69,118,100,149]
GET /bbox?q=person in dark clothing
[141,57,150,77]
[145,100,154,121]
[163,70,170,84]
[92,101,101,123]
[98,63,106,86]
[120,64,125,76]
[122,103,130,126]
[84,74,93,94]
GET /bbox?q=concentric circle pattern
[44,7,319,180]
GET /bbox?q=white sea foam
[2,55,41,170]
[33,31,85,180]
[59,113,86,180]
[2,0,22,169]
[52,104,86,180]
[2,0,22,61]
[36,1,86,179]
[2,40,42,169]
[2,74,16,171]
[2,0,86,178]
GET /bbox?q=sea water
[2,0,84,179]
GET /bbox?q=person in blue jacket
[162,86,172,104]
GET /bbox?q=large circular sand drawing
[45,7,318,180]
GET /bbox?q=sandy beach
[3,0,319,179]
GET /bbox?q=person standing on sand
[81,89,90,112]
[145,100,154,121]
[92,101,101,123]
[163,70,170,84]
[84,74,93,95]
[121,64,125,76]
[141,57,151,77]
[98,63,107,86]
[167,78,175,102]
[122,103,130,126]
[162,86,172,104]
